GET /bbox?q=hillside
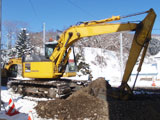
[74,47,121,81]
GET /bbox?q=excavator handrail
[121,9,150,19]
[76,9,151,26]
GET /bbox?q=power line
[28,0,39,20]
[153,29,160,31]
[67,0,96,19]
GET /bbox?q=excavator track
[7,78,75,98]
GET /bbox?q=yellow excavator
[5,8,156,99]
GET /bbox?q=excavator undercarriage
[7,78,87,98]
[7,79,71,98]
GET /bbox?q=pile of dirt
[35,77,160,120]
[69,77,111,100]
[35,77,110,120]
[36,93,108,120]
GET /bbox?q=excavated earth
[35,78,160,120]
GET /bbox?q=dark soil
[35,77,160,120]
[36,93,108,120]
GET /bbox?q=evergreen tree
[15,28,33,57]
[76,47,92,80]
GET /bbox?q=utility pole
[120,32,124,80]
[6,34,9,49]
[43,22,45,55]
[0,0,2,111]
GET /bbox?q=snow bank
[74,47,121,81]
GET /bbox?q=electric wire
[67,0,96,19]
[27,0,44,31]
[153,29,160,30]
[28,0,39,20]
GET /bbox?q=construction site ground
[35,78,160,120]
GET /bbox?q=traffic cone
[6,98,19,116]
[152,80,156,87]
[28,111,34,120]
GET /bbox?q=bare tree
[29,31,43,47]
[3,20,29,49]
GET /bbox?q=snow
[84,47,121,80]
[0,87,36,120]
[0,87,53,120]
[1,47,160,120]
[73,47,121,81]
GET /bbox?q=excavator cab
[45,41,77,77]
[45,41,58,59]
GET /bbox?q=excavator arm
[50,8,156,76]
[117,9,156,99]
[50,18,138,67]
[50,9,156,99]
[53,23,137,69]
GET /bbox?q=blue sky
[2,0,160,34]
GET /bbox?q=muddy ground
[35,78,160,120]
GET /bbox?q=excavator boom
[50,9,156,82]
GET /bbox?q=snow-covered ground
[0,86,36,120]
[0,86,55,120]
[1,47,160,120]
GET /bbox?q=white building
[130,50,160,82]
[131,63,158,82]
